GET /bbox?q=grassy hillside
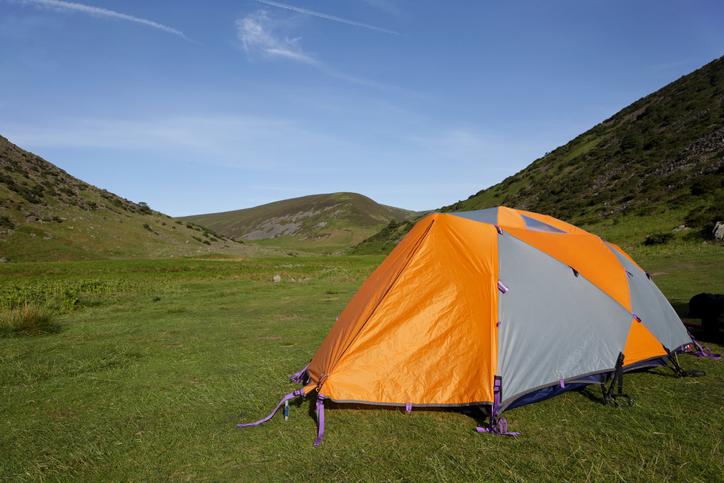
[0,135,282,262]
[353,55,724,255]
[181,192,419,255]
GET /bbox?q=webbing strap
[290,363,310,384]
[688,332,722,360]
[314,395,325,446]
[694,346,722,360]
[476,418,519,437]
[668,350,706,378]
[475,378,519,437]
[237,389,306,428]
[604,352,631,406]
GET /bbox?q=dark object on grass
[689,293,724,339]
[643,233,674,246]
[689,293,716,317]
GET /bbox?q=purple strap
[314,395,325,446]
[632,313,642,323]
[559,379,565,389]
[497,281,509,293]
[406,403,412,413]
[625,270,633,278]
[475,379,519,437]
[237,389,306,428]
[290,364,309,384]
[688,332,722,360]
[476,418,519,437]
[495,225,503,235]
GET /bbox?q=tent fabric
[274,207,693,436]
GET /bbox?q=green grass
[1,253,722,482]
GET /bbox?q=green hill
[353,55,724,254]
[0,135,280,262]
[181,193,419,255]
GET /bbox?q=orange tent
[240,207,696,444]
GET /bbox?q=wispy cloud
[16,0,188,38]
[236,10,318,64]
[256,0,399,35]
[236,9,391,88]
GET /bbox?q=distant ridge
[181,193,420,254]
[353,55,724,254]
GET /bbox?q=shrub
[137,202,152,215]
[643,233,674,246]
[620,132,642,152]
[0,216,14,230]
[690,175,723,196]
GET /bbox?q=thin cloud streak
[256,0,400,35]
[18,0,188,38]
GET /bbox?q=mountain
[353,55,724,254]
[180,193,419,255]
[0,135,280,262]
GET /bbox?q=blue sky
[1,0,723,217]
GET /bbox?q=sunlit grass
[0,254,722,481]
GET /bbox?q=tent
[239,207,706,444]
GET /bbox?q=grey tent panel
[520,215,568,234]
[603,243,690,351]
[497,233,634,407]
[450,209,568,235]
[449,208,500,225]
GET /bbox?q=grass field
[1,251,723,482]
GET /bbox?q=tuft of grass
[0,304,61,337]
